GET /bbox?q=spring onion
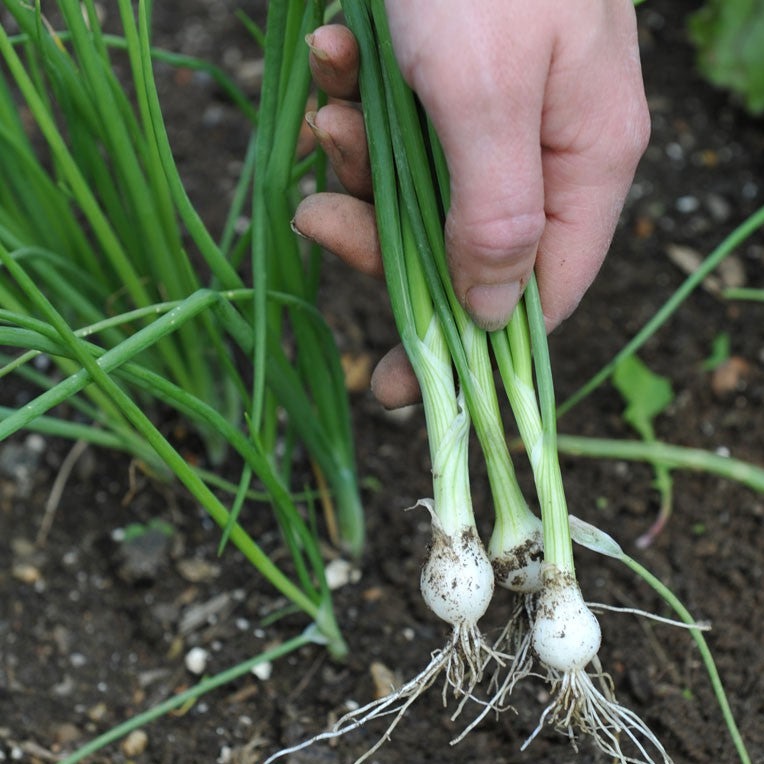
[505,277,672,763]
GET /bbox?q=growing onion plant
[0,0,365,553]
[0,1,363,754]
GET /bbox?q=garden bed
[1,0,763,762]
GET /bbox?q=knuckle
[450,210,546,267]
[631,97,652,156]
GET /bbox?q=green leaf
[703,332,731,371]
[122,518,174,541]
[613,355,676,546]
[689,0,764,115]
[612,355,674,441]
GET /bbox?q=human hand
[294,2,650,407]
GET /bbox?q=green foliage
[689,0,764,115]
[1,0,357,666]
[613,354,675,546]
[612,354,674,442]
[703,331,731,371]
[122,518,174,542]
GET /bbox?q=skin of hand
[295,1,650,408]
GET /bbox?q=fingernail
[304,33,329,61]
[465,282,521,331]
[290,217,311,240]
[304,110,328,141]
[305,111,342,160]
[305,33,335,79]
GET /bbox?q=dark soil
[2,1,764,763]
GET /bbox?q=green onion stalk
[366,1,552,733]
[347,3,682,760]
[1,0,355,662]
[504,288,749,762]
[250,0,365,556]
[0,0,236,463]
[491,276,671,763]
[346,0,498,688]
[367,1,544,599]
[1,0,365,555]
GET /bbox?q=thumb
[385,0,551,331]
[442,126,546,331]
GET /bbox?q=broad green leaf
[612,354,674,441]
[690,0,764,115]
[613,355,676,546]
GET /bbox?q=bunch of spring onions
[347,7,669,757]
[264,1,720,763]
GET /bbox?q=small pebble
[675,195,700,213]
[717,255,747,290]
[324,558,361,590]
[705,192,732,223]
[121,729,148,757]
[115,527,172,585]
[235,58,265,90]
[176,557,221,583]
[0,442,43,497]
[251,660,272,681]
[665,142,684,161]
[25,433,46,453]
[87,701,108,722]
[341,351,373,393]
[742,180,759,200]
[185,646,209,675]
[52,722,82,746]
[370,661,397,699]
[11,562,42,585]
[53,676,75,697]
[711,356,750,397]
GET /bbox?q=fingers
[294,195,420,408]
[301,5,649,413]
[384,0,648,332]
[306,25,360,100]
[535,0,650,329]
[293,193,383,279]
[302,29,417,407]
[304,26,372,200]
[385,1,551,331]
[305,104,372,201]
